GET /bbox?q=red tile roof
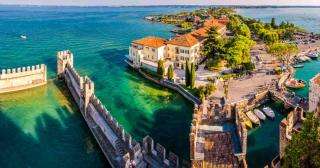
[203,18,226,30]
[167,33,200,47]
[133,36,166,48]
[313,74,320,85]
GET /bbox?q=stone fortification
[57,50,179,168]
[0,64,47,94]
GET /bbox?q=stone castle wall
[0,64,47,94]
[58,50,179,168]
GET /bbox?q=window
[175,47,179,54]
[180,49,184,53]
[185,50,189,54]
[152,48,155,52]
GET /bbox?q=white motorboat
[254,109,266,121]
[262,107,275,119]
[246,111,260,125]
[20,35,27,39]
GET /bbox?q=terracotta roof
[167,33,200,47]
[312,74,320,85]
[133,36,166,48]
[190,27,209,40]
[203,18,226,30]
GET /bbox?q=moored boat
[308,53,319,59]
[293,64,304,68]
[254,109,266,120]
[285,78,306,89]
[262,107,275,119]
[246,111,260,125]
[239,111,253,129]
[298,56,311,62]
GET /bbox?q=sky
[0,0,320,6]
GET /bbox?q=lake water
[0,5,319,168]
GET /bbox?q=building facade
[128,17,228,72]
[309,73,320,112]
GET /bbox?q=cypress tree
[157,60,165,78]
[185,60,190,86]
[190,63,196,88]
[167,64,174,81]
[271,18,276,28]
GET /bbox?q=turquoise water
[1,6,320,168]
[0,6,196,167]
[294,60,320,97]
[247,101,287,168]
[237,7,320,33]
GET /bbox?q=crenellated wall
[0,64,47,94]
[58,50,179,168]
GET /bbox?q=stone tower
[57,50,74,77]
[83,76,94,115]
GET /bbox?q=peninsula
[126,6,320,168]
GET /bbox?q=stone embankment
[0,64,47,94]
[58,50,180,168]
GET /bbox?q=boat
[20,35,27,39]
[239,111,253,129]
[254,109,266,120]
[293,64,304,68]
[246,111,260,125]
[298,56,311,62]
[308,52,319,59]
[285,78,306,89]
[262,107,275,119]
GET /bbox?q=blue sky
[0,0,320,6]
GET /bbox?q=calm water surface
[1,6,320,168]
[0,6,195,167]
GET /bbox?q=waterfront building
[128,17,228,72]
[309,73,320,112]
[128,36,173,72]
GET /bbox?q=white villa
[309,73,320,112]
[127,17,228,73]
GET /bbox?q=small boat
[20,35,27,39]
[285,78,306,89]
[246,111,260,125]
[254,109,266,121]
[293,64,304,68]
[298,56,311,62]
[308,53,319,59]
[239,111,253,129]
[262,107,275,119]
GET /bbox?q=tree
[190,63,196,88]
[185,60,190,86]
[268,42,298,68]
[167,64,174,81]
[225,35,255,69]
[203,26,225,59]
[157,60,165,78]
[236,23,251,38]
[283,114,320,168]
[271,17,277,28]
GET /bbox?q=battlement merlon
[0,64,47,80]
[57,50,74,77]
